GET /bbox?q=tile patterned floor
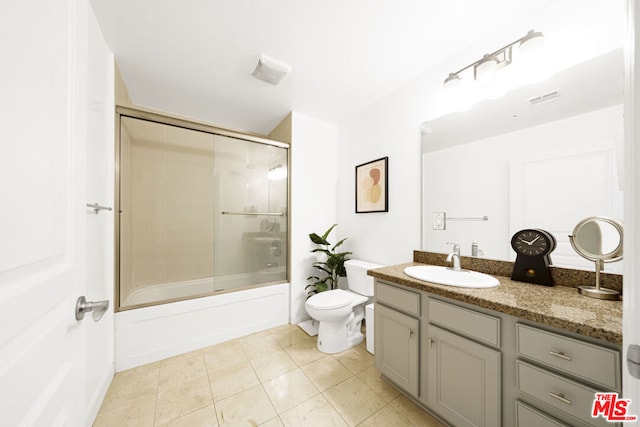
[94,324,445,426]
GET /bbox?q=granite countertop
[368,262,622,345]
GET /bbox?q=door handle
[75,296,109,322]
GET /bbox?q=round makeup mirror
[568,216,623,300]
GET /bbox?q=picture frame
[355,156,388,213]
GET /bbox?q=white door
[624,0,640,418]
[84,2,116,423]
[0,0,113,425]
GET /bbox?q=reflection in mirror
[421,50,624,274]
[569,216,623,300]
[574,221,602,256]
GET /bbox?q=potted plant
[306,224,352,297]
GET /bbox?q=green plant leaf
[333,251,353,257]
[314,282,329,292]
[332,238,348,251]
[326,257,339,269]
[321,224,338,241]
[310,248,332,256]
[309,233,329,245]
[312,264,331,273]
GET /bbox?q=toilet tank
[344,259,384,296]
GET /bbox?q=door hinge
[628,344,640,379]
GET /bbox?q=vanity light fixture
[475,54,499,82]
[443,29,544,88]
[444,72,461,88]
[519,29,545,55]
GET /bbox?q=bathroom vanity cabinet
[373,277,622,427]
[425,298,501,426]
[375,282,421,397]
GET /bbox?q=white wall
[290,112,339,324]
[337,1,625,267]
[337,79,433,266]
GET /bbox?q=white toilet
[305,259,382,354]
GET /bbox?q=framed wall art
[355,156,388,213]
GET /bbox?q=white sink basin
[404,265,499,288]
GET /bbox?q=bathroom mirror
[569,216,623,300]
[421,49,624,272]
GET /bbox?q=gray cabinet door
[375,303,420,396]
[427,325,501,427]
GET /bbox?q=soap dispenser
[471,241,481,257]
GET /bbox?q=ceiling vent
[251,54,292,85]
[529,89,561,105]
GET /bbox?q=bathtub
[115,282,290,371]
[121,272,279,307]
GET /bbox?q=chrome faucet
[446,243,462,271]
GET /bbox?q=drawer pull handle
[549,351,572,361]
[549,392,572,405]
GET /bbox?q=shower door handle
[86,203,113,215]
[221,211,285,216]
[75,296,110,322]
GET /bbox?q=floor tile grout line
[201,352,220,427]
[206,340,261,407]
[320,388,356,427]
[285,392,352,427]
[152,362,161,426]
[243,329,304,421]
[215,334,289,419]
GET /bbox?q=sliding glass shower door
[213,135,288,292]
[118,114,288,309]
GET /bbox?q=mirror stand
[569,216,623,301]
[578,259,620,300]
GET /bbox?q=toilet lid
[307,289,352,310]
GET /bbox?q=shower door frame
[114,106,290,311]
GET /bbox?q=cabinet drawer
[428,297,500,347]
[375,281,420,316]
[517,361,614,427]
[517,324,620,390]
[516,400,570,427]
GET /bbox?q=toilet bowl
[305,259,383,354]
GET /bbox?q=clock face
[511,229,555,257]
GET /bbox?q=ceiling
[91,0,614,135]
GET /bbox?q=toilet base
[316,305,366,354]
[317,325,364,354]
